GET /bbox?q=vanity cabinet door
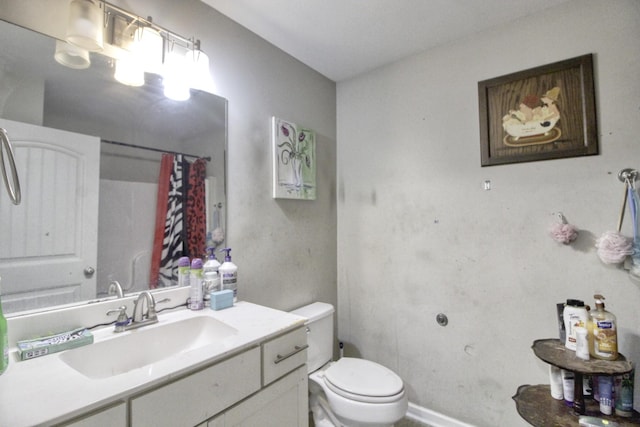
[130,347,261,427]
[223,365,308,427]
[57,401,126,427]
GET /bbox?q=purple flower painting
[272,117,316,200]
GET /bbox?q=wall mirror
[0,17,227,315]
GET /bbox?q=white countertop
[0,301,306,427]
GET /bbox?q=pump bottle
[219,248,238,302]
[202,247,221,304]
[589,294,618,360]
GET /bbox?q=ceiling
[202,0,572,82]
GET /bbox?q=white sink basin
[59,315,238,379]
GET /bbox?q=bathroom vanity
[0,300,309,427]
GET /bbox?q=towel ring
[0,127,22,205]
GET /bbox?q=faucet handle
[107,305,130,332]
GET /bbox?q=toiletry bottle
[189,258,204,310]
[598,375,614,415]
[575,327,590,360]
[0,277,8,375]
[589,294,618,360]
[177,256,191,288]
[563,299,588,351]
[561,369,575,407]
[614,368,634,417]
[548,365,564,400]
[219,248,238,302]
[202,248,221,306]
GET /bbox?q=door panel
[0,118,99,313]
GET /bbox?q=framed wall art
[478,54,598,166]
[272,116,317,200]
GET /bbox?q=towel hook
[618,168,638,184]
[0,127,21,205]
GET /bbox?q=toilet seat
[322,358,405,403]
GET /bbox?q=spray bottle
[177,256,191,288]
[189,258,204,310]
[219,248,238,302]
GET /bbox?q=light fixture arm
[101,0,200,52]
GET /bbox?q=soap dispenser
[589,294,618,360]
[219,248,238,302]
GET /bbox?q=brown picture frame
[478,54,598,167]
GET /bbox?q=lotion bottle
[202,248,221,305]
[563,299,588,351]
[589,294,618,360]
[219,248,238,302]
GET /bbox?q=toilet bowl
[291,302,408,427]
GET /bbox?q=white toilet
[291,302,408,427]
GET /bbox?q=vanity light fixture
[57,0,212,100]
[162,41,192,101]
[190,42,215,93]
[113,24,162,86]
[114,56,144,87]
[65,0,104,52]
[54,40,91,69]
[132,26,163,75]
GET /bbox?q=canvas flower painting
[272,117,316,200]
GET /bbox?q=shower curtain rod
[101,139,211,161]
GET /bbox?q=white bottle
[548,365,564,400]
[563,299,588,351]
[202,248,221,306]
[203,247,221,292]
[189,258,204,310]
[219,248,238,302]
[561,369,575,406]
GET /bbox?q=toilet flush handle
[275,344,309,364]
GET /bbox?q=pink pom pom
[549,222,578,244]
[211,227,225,245]
[595,231,634,264]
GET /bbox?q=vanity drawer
[262,326,308,385]
[130,347,261,427]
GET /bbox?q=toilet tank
[290,302,334,373]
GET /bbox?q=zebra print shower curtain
[149,154,207,288]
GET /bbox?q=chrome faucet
[125,291,170,331]
[108,280,124,298]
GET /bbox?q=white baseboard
[406,402,476,427]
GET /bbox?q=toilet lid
[323,358,404,398]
